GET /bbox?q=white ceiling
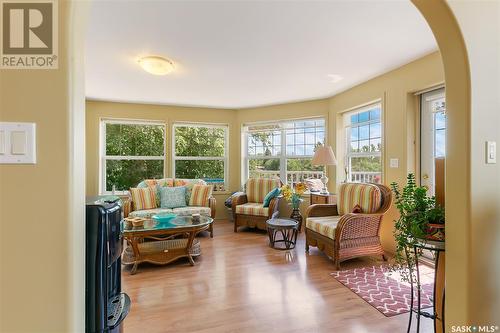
[85,1,437,109]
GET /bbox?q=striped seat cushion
[235,203,269,217]
[130,187,158,211]
[172,206,211,217]
[337,183,382,215]
[129,208,173,218]
[188,184,213,207]
[306,216,341,239]
[246,178,281,203]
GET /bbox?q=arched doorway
[66,0,472,331]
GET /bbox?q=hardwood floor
[122,220,431,333]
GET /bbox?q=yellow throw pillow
[130,187,157,211]
[188,184,213,207]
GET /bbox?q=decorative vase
[290,208,303,231]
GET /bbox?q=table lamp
[312,145,337,194]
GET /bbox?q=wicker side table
[266,218,299,250]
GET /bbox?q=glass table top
[121,215,213,233]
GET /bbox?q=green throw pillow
[159,186,187,209]
[263,187,281,208]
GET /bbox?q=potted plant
[390,173,445,281]
[281,182,307,224]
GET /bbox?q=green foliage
[105,123,165,191]
[106,123,164,156]
[174,126,226,180]
[106,160,163,191]
[390,173,445,282]
[175,126,225,157]
[350,156,381,172]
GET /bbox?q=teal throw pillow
[263,187,281,208]
[160,186,187,209]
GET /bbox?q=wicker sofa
[305,182,392,269]
[124,178,216,237]
[232,178,282,232]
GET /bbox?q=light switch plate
[486,141,497,164]
[0,131,5,154]
[0,122,36,164]
[390,158,399,168]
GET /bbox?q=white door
[420,88,446,196]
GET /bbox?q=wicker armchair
[305,183,392,270]
[232,178,282,232]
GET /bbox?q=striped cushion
[175,179,206,204]
[306,216,341,239]
[337,183,382,215]
[235,203,269,217]
[188,184,213,207]
[137,178,174,188]
[246,178,281,203]
[130,187,157,211]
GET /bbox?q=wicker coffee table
[266,218,299,250]
[121,215,213,274]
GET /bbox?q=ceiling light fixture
[138,56,175,75]
[327,74,343,83]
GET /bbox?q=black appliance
[86,196,130,333]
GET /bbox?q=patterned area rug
[331,265,434,317]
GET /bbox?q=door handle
[422,174,429,180]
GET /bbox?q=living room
[1,1,499,333]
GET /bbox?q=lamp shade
[312,145,337,166]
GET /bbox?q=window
[344,103,383,183]
[173,123,228,188]
[100,119,166,193]
[243,118,325,185]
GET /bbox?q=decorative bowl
[151,213,177,223]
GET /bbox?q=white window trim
[242,117,326,185]
[99,118,166,195]
[172,122,229,186]
[343,102,383,183]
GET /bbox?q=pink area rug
[331,265,434,317]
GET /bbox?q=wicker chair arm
[122,197,132,218]
[208,196,216,218]
[267,196,281,219]
[335,213,383,241]
[305,204,339,218]
[231,193,248,212]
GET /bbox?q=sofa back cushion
[246,178,281,203]
[174,179,207,204]
[137,178,174,188]
[189,184,213,207]
[159,186,187,209]
[338,183,382,215]
[130,187,157,211]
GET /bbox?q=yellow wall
[0,1,81,331]
[87,53,444,254]
[85,100,239,218]
[447,0,500,325]
[328,51,444,252]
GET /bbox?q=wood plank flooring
[122,220,431,333]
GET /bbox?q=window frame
[172,122,229,187]
[242,117,326,185]
[343,102,384,183]
[99,118,167,195]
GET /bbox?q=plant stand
[405,239,445,333]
